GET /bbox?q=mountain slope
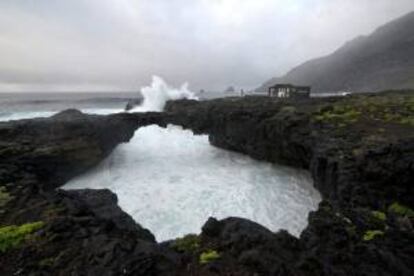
[258,11,414,93]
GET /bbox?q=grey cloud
[0,0,413,92]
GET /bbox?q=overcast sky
[0,0,413,92]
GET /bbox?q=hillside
[258,11,414,93]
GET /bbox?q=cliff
[1,91,413,275]
[258,11,414,93]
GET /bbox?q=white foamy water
[64,124,321,241]
[0,111,56,121]
[0,108,123,122]
[131,75,197,112]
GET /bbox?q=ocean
[0,91,139,121]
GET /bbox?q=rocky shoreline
[1,92,413,275]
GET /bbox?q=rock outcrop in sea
[1,91,413,275]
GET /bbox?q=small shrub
[39,257,55,267]
[199,249,220,264]
[171,234,200,252]
[399,117,414,126]
[0,221,45,252]
[388,202,414,218]
[313,105,361,125]
[280,106,296,113]
[371,211,386,221]
[363,230,384,241]
[346,225,357,236]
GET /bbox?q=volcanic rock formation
[1,91,413,275]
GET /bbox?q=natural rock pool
[64,124,321,241]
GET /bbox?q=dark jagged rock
[59,189,155,241]
[1,189,180,276]
[298,201,414,276]
[163,91,414,275]
[200,217,303,275]
[0,109,179,275]
[165,92,414,208]
[0,109,164,188]
[125,98,143,111]
[1,91,414,275]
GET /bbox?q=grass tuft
[363,230,384,241]
[199,249,220,264]
[171,234,200,252]
[371,211,386,221]
[388,202,414,218]
[0,221,45,252]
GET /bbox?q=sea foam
[64,125,321,241]
[130,75,197,112]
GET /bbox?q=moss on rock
[313,105,361,125]
[38,257,56,268]
[0,221,45,252]
[312,93,414,127]
[171,234,200,252]
[363,230,384,241]
[199,249,220,264]
[388,202,414,218]
[371,211,387,221]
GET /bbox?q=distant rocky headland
[1,91,413,275]
[258,11,414,93]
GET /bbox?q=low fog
[0,0,413,92]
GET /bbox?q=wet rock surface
[0,110,177,275]
[165,92,414,209]
[1,91,413,275]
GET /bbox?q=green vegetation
[0,221,45,252]
[357,94,414,126]
[199,249,220,264]
[313,94,414,127]
[363,230,384,241]
[280,106,297,113]
[171,234,200,252]
[399,117,414,126]
[371,211,387,221]
[346,225,357,237]
[382,113,414,126]
[314,105,361,125]
[388,202,414,218]
[38,257,56,267]
[0,186,14,208]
